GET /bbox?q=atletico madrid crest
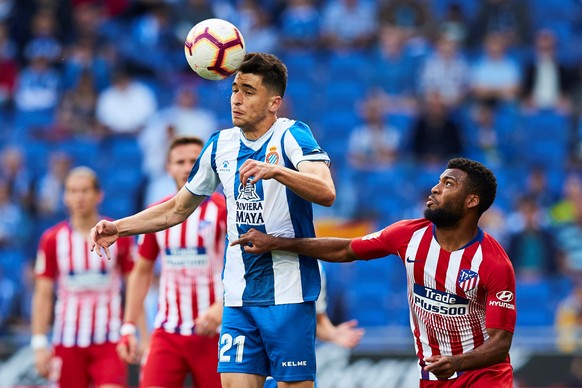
[458,269,479,291]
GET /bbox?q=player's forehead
[439,168,467,183]
[233,72,264,90]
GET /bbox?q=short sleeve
[283,121,330,169]
[116,236,135,274]
[185,132,220,196]
[484,257,517,333]
[35,230,58,279]
[138,232,160,261]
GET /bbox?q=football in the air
[184,18,246,81]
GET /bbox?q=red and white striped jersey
[351,219,516,380]
[138,192,227,335]
[35,220,135,348]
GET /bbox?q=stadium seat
[515,280,556,327]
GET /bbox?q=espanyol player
[90,52,335,388]
[233,158,517,388]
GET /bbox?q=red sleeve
[35,229,58,279]
[351,219,424,260]
[483,240,517,333]
[138,232,160,261]
[116,236,136,274]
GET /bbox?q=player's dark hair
[238,52,287,97]
[167,136,204,161]
[447,157,497,216]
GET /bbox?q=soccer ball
[184,19,246,81]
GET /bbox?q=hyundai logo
[496,291,514,302]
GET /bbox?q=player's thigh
[141,330,189,388]
[218,306,270,376]
[221,372,266,388]
[455,363,513,388]
[278,382,314,388]
[253,302,317,383]
[87,342,127,387]
[52,345,90,388]
[185,333,221,388]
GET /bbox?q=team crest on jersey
[265,146,280,164]
[218,159,231,173]
[237,179,260,201]
[458,269,479,291]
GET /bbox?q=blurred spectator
[371,25,417,107]
[0,146,34,214]
[524,166,561,210]
[418,33,470,109]
[522,29,572,113]
[172,0,216,42]
[465,103,502,165]
[470,32,521,108]
[122,2,181,77]
[478,204,508,245]
[59,70,98,137]
[139,85,217,196]
[0,21,17,110]
[23,8,63,66]
[0,267,16,334]
[411,91,463,165]
[95,65,157,136]
[347,92,400,171]
[0,178,27,249]
[551,173,582,224]
[237,0,279,54]
[556,287,582,353]
[279,0,321,50]
[377,0,434,40]
[439,2,468,45]
[62,39,111,92]
[506,195,560,281]
[36,151,71,223]
[554,193,582,285]
[13,42,61,115]
[320,0,376,51]
[468,0,531,48]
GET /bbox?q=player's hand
[423,355,458,379]
[332,319,365,349]
[34,347,52,378]
[89,220,119,260]
[116,333,140,364]
[230,228,274,254]
[239,159,279,185]
[195,303,222,337]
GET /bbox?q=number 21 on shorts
[219,333,245,363]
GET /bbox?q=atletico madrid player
[117,137,227,388]
[233,157,517,388]
[32,167,136,388]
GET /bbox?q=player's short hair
[238,52,287,97]
[66,166,101,191]
[167,136,205,161]
[447,157,497,215]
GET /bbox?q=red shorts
[52,342,127,388]
[141,328,221,388]
[420,363,513,388]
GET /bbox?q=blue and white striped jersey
[185,118,330,307]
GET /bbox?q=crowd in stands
[0,0,582,353]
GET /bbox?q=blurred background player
[117,136,226,388]
[31,167,137,388]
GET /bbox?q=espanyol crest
[458,269,479,291]
[265,146,279,164]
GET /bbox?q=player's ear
[268,95,282,113]
[466,194,479,210]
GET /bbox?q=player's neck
[70,214,99,235]
[241,116,277,140]
[434,223,479,252]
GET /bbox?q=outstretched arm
[239,159,336,207]
[90,188,206,258]
[424,328,513,379]
[231,228,359,262]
